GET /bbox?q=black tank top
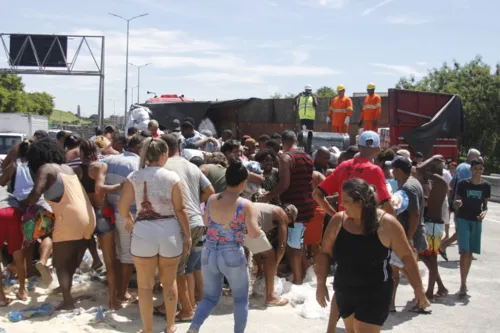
[333,213,392,290]
[80,164,96,194]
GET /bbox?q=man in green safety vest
[294,84,318,130]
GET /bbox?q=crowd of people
[0,118,490,333]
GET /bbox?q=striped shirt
[280,148,314,223]
[101,152,140,209]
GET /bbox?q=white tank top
[13,159,34,201]
[128,166,180,221]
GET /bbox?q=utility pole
[108,12,149,125]
[129,63,151,103]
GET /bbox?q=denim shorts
[94,208,114,237]
[186,245,202,273]
[178,226,206,275]
[287,222,306,250]
[456,218,482,254]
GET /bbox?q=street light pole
[108,12,149,125]
[130,63,151,103]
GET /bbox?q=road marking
[485,217,500,224]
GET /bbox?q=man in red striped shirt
[261,130,314,285]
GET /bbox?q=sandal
[438,248,449,262]
[408,305,432,314]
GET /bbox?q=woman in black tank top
[315,178,430,333]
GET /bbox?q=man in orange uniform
[359,82,382,132]
[326,85,353,133]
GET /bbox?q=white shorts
[442,197,450,225]
[131,218,183,258]
[115,212,133,264]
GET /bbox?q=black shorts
[300,119,314,130]
[335,282,394,327]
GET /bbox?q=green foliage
[50,109,91,125]
[315,86,337,98]
[0,74,55,115]
[396,55,500,172]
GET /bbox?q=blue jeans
[190,241,249,333]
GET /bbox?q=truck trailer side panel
[388,89,459,160]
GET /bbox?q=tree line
[0,74,55,115]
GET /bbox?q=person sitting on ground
[316,178,430,333]
[454,157,490,298]
[23,138,96,310]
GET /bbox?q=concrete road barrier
[483,175,500,203]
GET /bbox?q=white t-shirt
[128,166,180,221]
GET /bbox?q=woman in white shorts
[118,137,191,333]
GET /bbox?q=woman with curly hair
[22,138,96,310]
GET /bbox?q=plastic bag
[125,104,153,133]
[252,276,284,296]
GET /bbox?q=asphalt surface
[175,202,500,333]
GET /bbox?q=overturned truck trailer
[141,89,464,160]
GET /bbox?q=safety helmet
[336,84,345,92]
[367,83,376,90]
[304,84,312,90]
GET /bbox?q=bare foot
[17,289,28,301]
[56,301,75,311]
[109,299,122,311]
[176,311,194,322]
[435,288,449,298]
[458,286,468,298]
[425,291,434,303]
[117,292,132,303]
[265,296,289,307]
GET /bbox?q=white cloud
[416,61,428,66]
[386,16,430,25]
[362,0,394,16]
[372,71,398,76]
[371,63,425,77]
[303,0,347,9]
[265,1,279,6]
[176,72,265,85]
[288,50,310,65]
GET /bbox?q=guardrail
[483,175,500,203]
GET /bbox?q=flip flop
[438,248,449,262]
[36,261,54,286]
[153,305,166,317]
[8,303,55,322]
[408,305,432,315]
[265,297,289,307]
[175,316,193,323]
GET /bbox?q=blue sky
[1,0,498,117]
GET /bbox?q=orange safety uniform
[328,96,353,133]
[361,94,382,131]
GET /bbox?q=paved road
[176,202,500,333]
